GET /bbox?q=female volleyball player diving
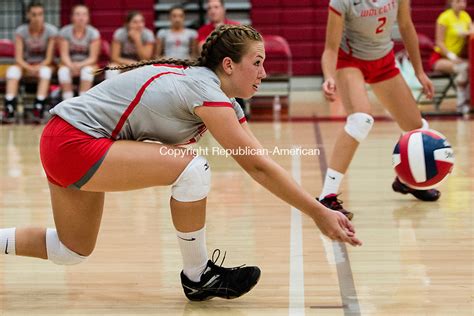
[319,0,439,220]
[0,25,361,301]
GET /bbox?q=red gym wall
[60,0,155,42]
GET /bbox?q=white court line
[289,150,305,316]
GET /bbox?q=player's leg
[434,58,469,113]
[318,67,374,220]
[370,74,440,201]
[2,65,22,122]
[82,141,260,300]
[33,65,53,119]
[58,65,74,100]
[79,65,95,95]
[0,183,104,265]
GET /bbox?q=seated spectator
[197,0,239,52]
[58,4,100,100]
[155,5,197,60]
[430,0,473,114]
[107,11,154,79]
[2,0,57,123]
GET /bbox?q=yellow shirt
[434,9,472,55]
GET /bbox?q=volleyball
[392,129,455,189]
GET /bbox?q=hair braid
[95,58,197,75]
[197,24,262,70]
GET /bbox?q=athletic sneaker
[392,177,441,201]
[180,249,261,301]
[33,98,46,121]
[317,193,354,220]
[2,97,17,123]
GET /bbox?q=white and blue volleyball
[392,129,454,189]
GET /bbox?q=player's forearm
[399,24,424,74]
[321,49,338,80]
[243,156,327,220]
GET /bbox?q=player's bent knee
[46,228,88,265]
[58,66,72,84]
[6,65,22,80]
[344,112,374,142]
[80,66,94,82]
[171,155,211,202]
[39,66,52,80]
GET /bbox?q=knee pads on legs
[58,66,72,84]
[80,66,94,82]
[39,66,52,80]
[344,112,374,142]
[6,65,22,80]
[46,228,87,265]
[171,156,211,202]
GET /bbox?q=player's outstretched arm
[195,106,362,246]
[321,9,343,102]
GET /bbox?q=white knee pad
[57,66,72,84]
[39,66,52,80]
[80,66,94,82]
[46,228,87,265]
[171,155,211,202]
[344,112,374,142]
[420,118,429,130]
[6,65,22,80]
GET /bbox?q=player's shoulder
[15,24,29,34]
[86,25,100,35]
[44,22,58,33]
[460,10,472,21]
[59,24,73,34]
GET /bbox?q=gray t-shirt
[50,66,245,145]
[113,27,155,60]
[330,0,399,60]
[157,28,197,59]
[59,24,100,62]
[15,23,58,63]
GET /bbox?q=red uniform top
[197,19,240,43]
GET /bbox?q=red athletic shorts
[429,51,442,70]
[336,49,400,84]
[40,115,114,189]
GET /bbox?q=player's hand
[26,64,40,76]
[322,78,337,102]
[128,29,141,43]
[313,209,362,246]
[416,72,434,100]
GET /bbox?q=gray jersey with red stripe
[15,23,58,63]
[50,65,245,145]
[59,24,100,62]
[330,0,399,60]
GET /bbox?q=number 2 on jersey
[376,17,387,34]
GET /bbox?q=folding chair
[416,33,456,111]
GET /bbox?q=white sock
[0,228,16,255]
[36,95,46,101]
[62,91,74,100]
[177,226,208,282]
[5,94,15,101]
[319,168,344,200]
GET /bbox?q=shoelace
[211,249,246,270]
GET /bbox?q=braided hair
[97,24,262,74]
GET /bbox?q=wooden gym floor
[0,90,473,315]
